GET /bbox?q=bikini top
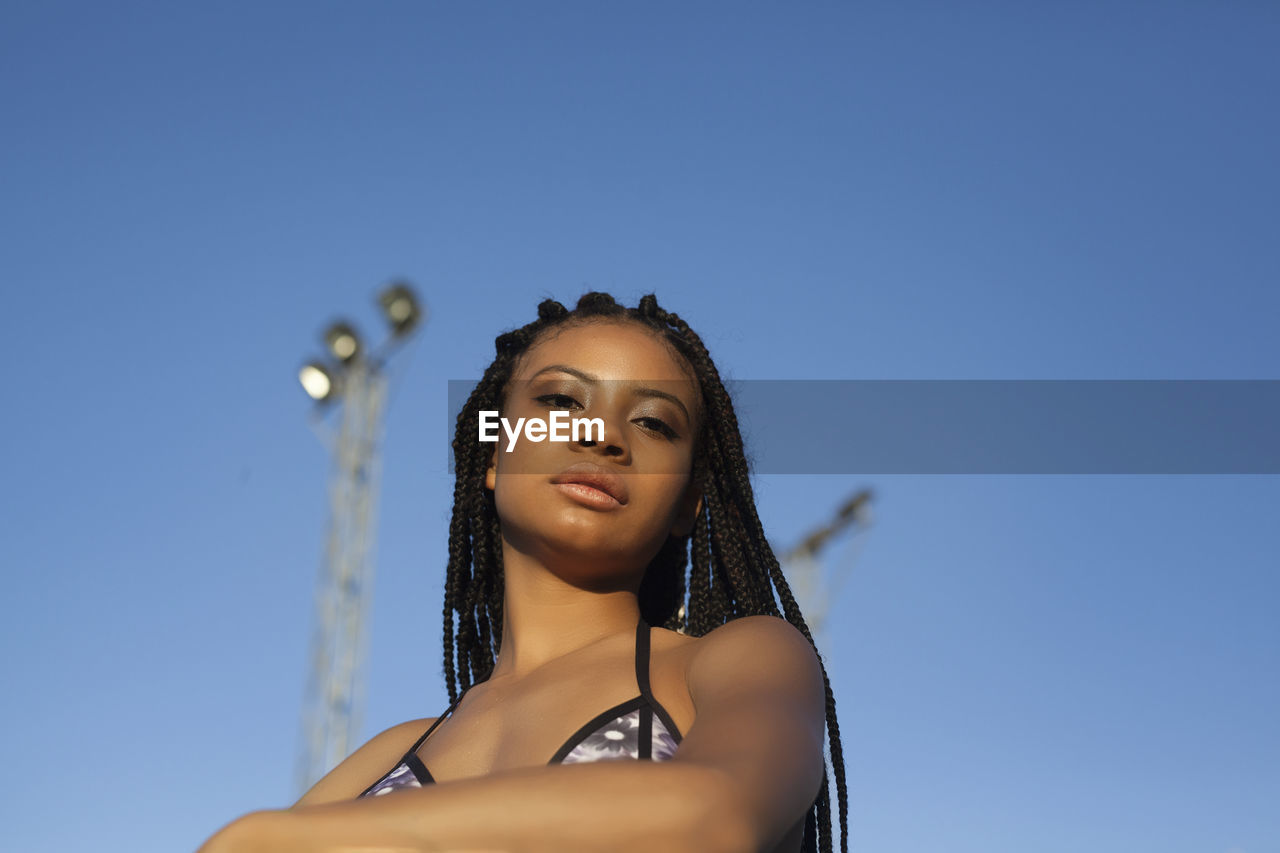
[358,616,683,797]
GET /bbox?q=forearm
[229,760,751,853]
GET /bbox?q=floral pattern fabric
[360,706,678,797]
[362,760,422,797]
[561,707,679,764]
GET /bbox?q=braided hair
[445,292,849,853]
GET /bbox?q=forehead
[514,320,695,383]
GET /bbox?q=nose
[575,408,629,461]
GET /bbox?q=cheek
[491,475,538,533]
[643,474,693,517]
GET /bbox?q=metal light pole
[294,282,425,796]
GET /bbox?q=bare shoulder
[700,613,815,643]
[365,716,440,756]
[694,614,821,659]
[378,715,440,742]
[657,614,813,651]
[686,615,826,709]
[291,716,437,808]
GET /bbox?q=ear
[670,480,703,539]
[484,446,497,491]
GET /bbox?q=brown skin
[197,319,826,853]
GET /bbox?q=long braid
[443,292,849,852]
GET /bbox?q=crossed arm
[196,615,828,853]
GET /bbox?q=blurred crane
[778,489,874,647]
[294,282,425,796]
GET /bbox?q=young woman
[199,292,849,853]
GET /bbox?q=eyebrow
[528,364,693,423]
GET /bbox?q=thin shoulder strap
[406,689,468,754]
[634,615,654,698]
[634,615,654,759]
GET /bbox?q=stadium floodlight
[377,282,423,338]
[324,321,362,364]
[296,280,424,796]
[298,361,338,402]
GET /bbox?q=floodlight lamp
[324,321,362,364]
[378,282,424,337]
[299,361,338,402]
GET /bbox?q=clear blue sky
[2,3,1277,851]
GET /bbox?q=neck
[487,545,643,682]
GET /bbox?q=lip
[550,462,629,505]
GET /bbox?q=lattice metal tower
[294,283,424,796]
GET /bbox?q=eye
[535,393,581,409]
[636,417,679,439]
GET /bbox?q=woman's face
[484,319,703,588]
